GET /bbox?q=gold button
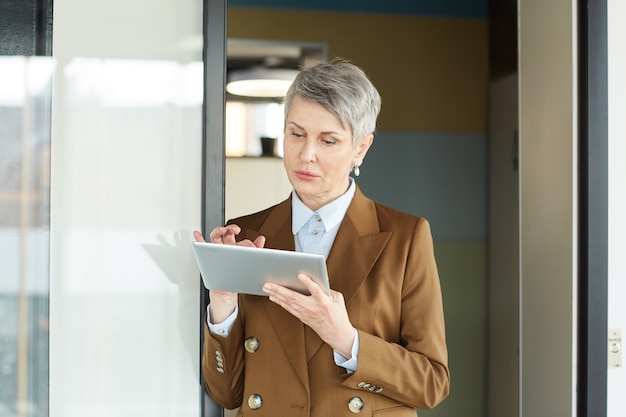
[248,394,262,410]
[348,397,364,413]
[244,337,260,353]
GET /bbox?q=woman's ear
[355,134,374,161]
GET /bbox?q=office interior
[0,0,624,416]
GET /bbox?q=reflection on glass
[63,58,203,108]
[0,56,53,417]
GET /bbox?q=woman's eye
[322,138,336,145]
[290,131,304,138]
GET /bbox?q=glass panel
[0,56,53,417]
[49,0,203,416]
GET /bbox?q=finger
[253,235,266,248]
[222,224,241,245]
[209,225,241,244]
[209,227,224,243]
[297,273,327,299]
[263,282,300,306]
[193,230,206,242]
[237,239,258,248]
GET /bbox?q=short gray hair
[283,59,381,146]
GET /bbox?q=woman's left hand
[262,274,355,358]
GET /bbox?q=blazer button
[244,337,260,353]
[215,351,224,373]
[348,397,364,413]
[248,394,263,410]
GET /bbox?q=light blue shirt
[292,178,355,259]
[208,178,360,371]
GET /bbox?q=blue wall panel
[357,131,487,242]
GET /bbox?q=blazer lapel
[307,187,392,359]
[329,187,391,303]
[242,197,295,251]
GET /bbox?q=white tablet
[192,241,330,296]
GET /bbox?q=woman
[194,60,449,416]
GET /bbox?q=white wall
[518,1,577,416]
[607,0,626,415]
[50,1,204,416]
[225,157,292,221]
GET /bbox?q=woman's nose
[299,139,316,162]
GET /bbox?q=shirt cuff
[206,304,238,338]
[333,328,359,372]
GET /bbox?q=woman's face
[283,95,372,211]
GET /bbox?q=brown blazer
[202,186,449,416]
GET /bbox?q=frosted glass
[50,1,203,416]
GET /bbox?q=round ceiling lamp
[226,67,299,98]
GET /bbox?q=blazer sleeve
[341,217,450,409]
[201,312,246,409]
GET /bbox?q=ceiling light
[226,68,298,98]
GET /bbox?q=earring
[353,161,361,177]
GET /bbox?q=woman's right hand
[193,226,266,324]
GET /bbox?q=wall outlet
[608,328,622,368]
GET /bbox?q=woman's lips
[295,170,318,181]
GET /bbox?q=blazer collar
[241,187,392,277]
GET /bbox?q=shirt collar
[292,178,356,235]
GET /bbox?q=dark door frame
[200,0,227,416]
[0,0,52,55]
[578,0,608,416]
